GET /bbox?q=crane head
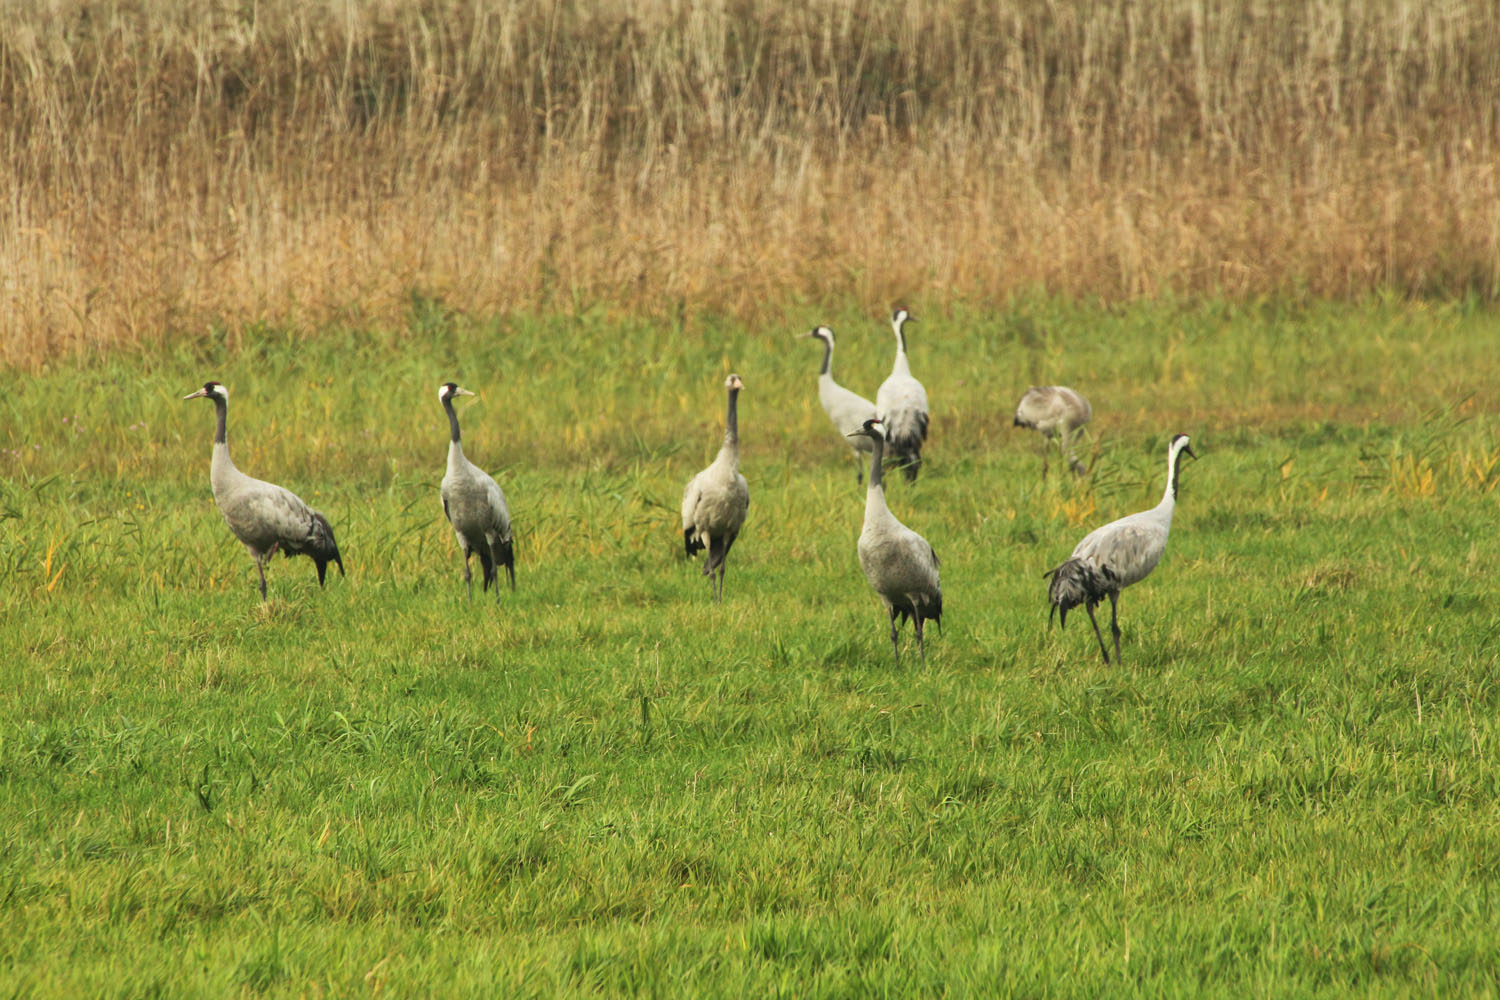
[183,381,227,401]
[891,307,915,327]
[847,417,884,441]
[439,382,476,403]
[1170,433,1197,461]
[725,373,743,392]
[805,326,835,343]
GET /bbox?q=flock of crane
[183,308,1194,666]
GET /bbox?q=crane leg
[1108,592,1123,665]
[1060,429,1083,477]
[1084,602,1110,664]
[255,554,268,601]
[462,552,473,602]
[914,615,927,667]
[888,607,901,667]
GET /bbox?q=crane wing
[1073,519,1166,587]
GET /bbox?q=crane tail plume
[300,511,343,586]
[1046,558,1113,629]
[496,538,516,590]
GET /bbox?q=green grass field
[2,297,1498,995]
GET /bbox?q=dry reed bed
[3,0,1499,369]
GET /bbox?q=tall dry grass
[3,0,1499,368]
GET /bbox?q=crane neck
[1162,445,1188,506]
[890,345,912,378]
[207,396,241,494]
[865,431,885,492]
[442,398,462,445]
[817,336,833,377]
[723,386,740,448]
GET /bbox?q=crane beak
[1184,445,1198,461]
[183,388,207,400]
[456,388,476,397]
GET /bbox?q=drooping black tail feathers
[478,548,497,591]
[494,536,516,590]
[893,592,942,629]
[1044,558,1113,628]
[304,511,343,586]
[888,436,925,482]
[684,529,705,557]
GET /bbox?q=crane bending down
[847,418,943,665]
[1014,385,1093,478]
[184,381,343,601]
[681,373,750,602]
[439,382,515,600]
[875,308,930,482]
[804,325,877,482]
[1045,433,1197,664]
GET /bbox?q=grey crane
[681,373,750,602]
[875,308,930,482]
[439,382,515,600]
[1045,433,1197,664]
[846,418,943,665]
[1014,385,1093,477]
[804,325,877,482]
[183,381,343,601]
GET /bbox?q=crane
[1014,385,1093,478]
[439,382,515,600]
[846,418,943,665]
[681,373,750,602]
[875,308,930,482]
[183,381,343,600]
[1045,433,1197,664]
[804,325,877,482]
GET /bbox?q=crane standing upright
[875,308,930,483]
[681,374,751,602]
[846,418,943,665]
[183,381,343,601]
[804,325,877,483]
[439,382,515,600]
[1046,433,1197,664]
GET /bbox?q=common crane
[1045,433,1197,664]
[847,418,943,665]
[875,308,930,482]
[1014,385,1093,478]
[681,373,750,602]
[183,381,343,601]
[439,382,515,600]
[804,325,877,482]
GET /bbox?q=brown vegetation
[3,0,1499,368]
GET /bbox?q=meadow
[5,0,1500,993]
[2,296,1499,994]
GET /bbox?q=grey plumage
[183,381,343,601]
[847,418,942,665]
[681,373,750,602]
[1014,385,1092,477]
[875,308,930,482]
[439,382,515,601]
[804,325,877,483]
[1045,433,1197,664]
